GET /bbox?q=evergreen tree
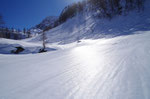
[23,28,26,34]
[5,28,10,38]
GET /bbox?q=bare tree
[27,30,31,38]
[0,14,5,26]
[39,31,47,53]
[0,14,5,38]
[42,31,46,50]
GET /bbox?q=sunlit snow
[0,31,150,99]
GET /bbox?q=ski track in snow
[0,32,150,99]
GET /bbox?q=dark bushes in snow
[59,2,84,23]
[41,0,145,32]
[59,0,145,23]
[88,0,145,18]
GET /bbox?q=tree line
[88,0,145,18]
[57,0,145,23]
[0,15,31,39]
[59,2,84,23]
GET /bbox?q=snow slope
[34,16,58,30]
[30,0,150,44]
[0,31,150,99]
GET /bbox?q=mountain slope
[0,31,150,99]
[30,0,150,44]
[34,16,58,30]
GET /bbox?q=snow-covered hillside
[34,16,58,30]
[0,31,150,99]
[30,0,150,44]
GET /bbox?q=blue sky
[0,0,81,29]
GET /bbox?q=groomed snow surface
[0,31,150,99]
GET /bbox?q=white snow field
[0,31,150,99]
